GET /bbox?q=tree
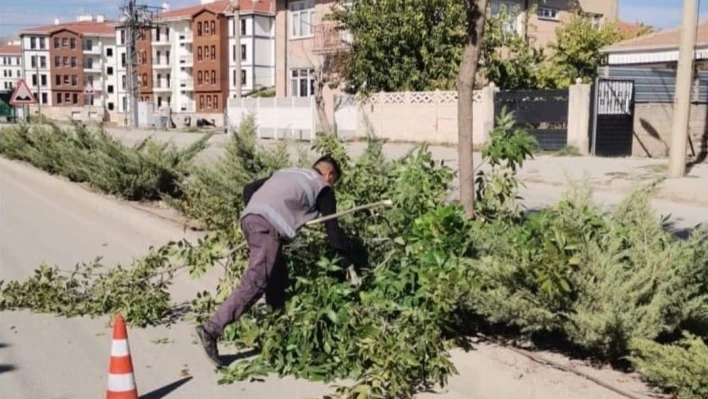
[458,0,490,218]
[479,3,548,90]
[330,0,466,95]
[548,14,619,85]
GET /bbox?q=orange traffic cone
[106,313,139,399]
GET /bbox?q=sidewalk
[105,127,708,207]
[5,123,706,207]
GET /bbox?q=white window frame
[537,6,559,21]
[290,68,315,97]
[290,0,315,39]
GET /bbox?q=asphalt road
[0,154,693,398]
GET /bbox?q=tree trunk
[314,66,333,134]
[458,0,489,218]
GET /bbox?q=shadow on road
[0,364,17,374]
[0,343,16,374]
[140,376,193,399]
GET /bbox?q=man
[195,155,357,367]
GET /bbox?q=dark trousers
[204,214,287,337]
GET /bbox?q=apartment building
[18,15,118,119]
[113,0,276,118]
[0,43,22,93]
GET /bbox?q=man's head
[313,155,342,185]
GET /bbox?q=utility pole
[668,0,699,177]
[120,0,161,128]
[225,0,241,134]
[35,54,42,118]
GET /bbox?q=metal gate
[591,79,635,157]
[494,89,569,151]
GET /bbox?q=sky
[0,0,706,37]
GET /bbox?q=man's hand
[346,265,361,287]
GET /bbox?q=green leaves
[330,0,466,94]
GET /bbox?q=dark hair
[313,155,342,179]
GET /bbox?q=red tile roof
[20,20,117,36]
[157,0,273,20]
[0,45,21,54]
[605,19,708,53]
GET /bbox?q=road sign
[9,79,37,105]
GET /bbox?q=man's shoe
[195,325,222,368]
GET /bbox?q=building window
[537,6,559,21]
[204,21,210,35]
[41,93,47,104]
[63,75,69,85]
[31,74,37,86]
[207,95,212,108]
[55,75,61,85]
[30,37,36,49]
[198,71,203,85]
[120,30,126,45]
[241,70,246,86]
[290,68,314,97]
[70,38,76,49]
[72,75,77,86]
[63,56,69,67]
[198,22,203,36]
[65,93,71,102]
[41,75,47,86]
[197,47,203,61]
[214,95,218,109]
[211,70,216,85]
[290,0,315,38]
[121,53,126,67]
[31,56,36,68]
[84,39,93,51]
[39,38,45,49]
[108,102,115,111]
[107,47,113,57]
[108,85,114,93]
[71,57,77,68]
[199,95,204,109]
[54,38,60,48]
[241,44,246,61]
[63,38,68,47]
[122,96,127,111]
[54,56,60,67]
[241,19,246,36]
[143,73,148,87]
[73,93,78,104]
[210,45,215,60]
[122,75,126,89]
[57,93,62,104]
[107,66,114,75]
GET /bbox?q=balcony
[154,84,172,92]
[180,102,195,112]
[179,32,193,43]
[151,36,171,46]
[313,23,353,54]
[153,58,171,69]
[179,79,194,90]
[83,63,102,73]
[83,44,101,54]
[179,55,193,67]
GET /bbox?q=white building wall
[228,13,275,97]
[21,35,51,105]
[0,53,23,92]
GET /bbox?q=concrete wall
[633,103,708,159]
[335,86,495,146]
